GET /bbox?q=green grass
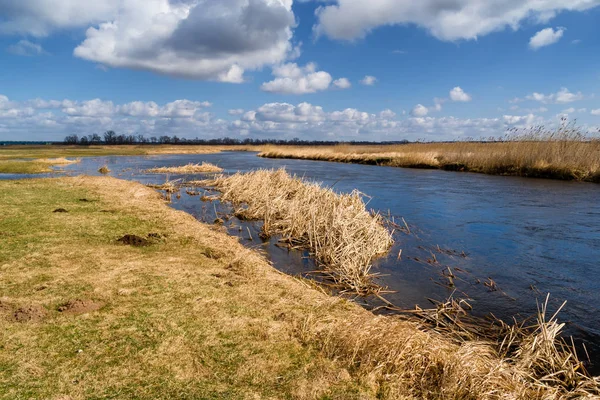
[0,145,150,161]
[0,177,374,400]
[0,160,52,174]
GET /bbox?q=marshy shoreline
[2,137,600,183]
[2,174,598,398]
[258,140,600,183]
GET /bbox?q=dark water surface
[3,152,600,366]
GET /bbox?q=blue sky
[1,0,600,141]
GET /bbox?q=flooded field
[4,151,599,368]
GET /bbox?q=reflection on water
[3,151,600,368]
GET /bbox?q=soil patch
[57,299,104,314]
[13,305,47,322]
[53,208,68,213]
[117,234,150,247]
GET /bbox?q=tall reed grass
[206,169,394,295]
[301,295,600,398]
[259,121,600,182]
[146,162,223,174]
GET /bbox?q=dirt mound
[53,208,68,213]
[117,234,150,247]
[57,299,104,314]
[13,305,47,322]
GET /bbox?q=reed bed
[204,168,394,295]
[301,296,600,399]
[258,123,600,182]
[146,162,223,174]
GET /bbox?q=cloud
[70,0,297,82]
[360,75,377,86]
[313,1,599,42]
[379,109,396,118]
[503,114,540,125]
[411,104,429,117]
[260,62,333,94]
[332,77,351,89]
[526,88,584,104]
[0,1,120,37]
[529,27,565,50]
[0,94,593,142]
[228,109,245,116]
[560,107,587,114]
[592,109,600,116]
[449,87,472,102]
[62,99,115,117]
[6,39,46,56]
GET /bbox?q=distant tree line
[62,131,410,146]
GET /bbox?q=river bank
[258,141,600,183]
[3,140,600,182]
[0,145,247,174]
[1,176,597,399]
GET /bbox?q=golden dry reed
[301,295,600,399]
[146,162,223,174]
[207,168,394,295]
[259,121,600,182]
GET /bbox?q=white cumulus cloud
[529,27,565,50]
[332,78,351,89]
[411,104,429,117]
[526,87,584,104]
[449,87,472,102]
[261,62,333,94]
[71,0,297,82]
[360,75,377,86]
[313,1,599,42]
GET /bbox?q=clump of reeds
[98,165,111,174]
[146,162,223,174]
[204,169,394,295]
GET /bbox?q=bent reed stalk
[205,168,394,295]
[146,162,223,174]
[258,121,600,182]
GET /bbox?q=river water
[3,151,600,367]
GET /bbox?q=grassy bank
[1,176,597,399]
[259,140,600,182]
[0,157,82,174]
[0,145,237,174]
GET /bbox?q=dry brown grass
[258,124,600,182]
[146,162,223,174]
[0,144,242,161]
[35,157,81,165]
[1,176,597,398]
[204,169,394,295]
